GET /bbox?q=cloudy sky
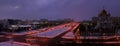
[0,0,120,20]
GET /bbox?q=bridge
[3,22,120,46]
[4,22,79,46]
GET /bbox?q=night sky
[0,0,120,20]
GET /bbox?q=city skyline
[0,0,120,20]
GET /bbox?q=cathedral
[92,9,119,33]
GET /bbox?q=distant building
[93,9,113,29]
[63,18,74,22]
[75,9,120,42]
[78,8,120,34]
[91,9,120,33]
[0,19,24,32]
[11,25,32,32]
